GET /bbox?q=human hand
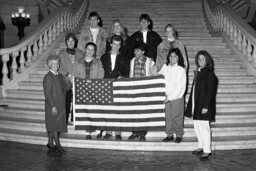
[202,108,208,114]
[163,97,169,104]
[52,107,57,115]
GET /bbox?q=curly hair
[195,50,214,71]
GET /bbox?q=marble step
[2,98,256,113]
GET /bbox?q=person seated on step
[78,11,108,59]
[156,24,188,72]
[160,48,187,144]
[58,33,84,125]
[78,42,104,140]
[128,42,157,141]
[43,55,72,154]
[99,35,130,141]
[185,50,217,161]
[126,13,162,62]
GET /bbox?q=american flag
[73,75,166,131]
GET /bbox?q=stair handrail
[0,0,88,87]
[202,0,256,75]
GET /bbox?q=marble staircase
[0,0,256,151]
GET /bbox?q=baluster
[226,19,230,36]
[247,40,253,61]
[60,15,64,33]
[48,26,52,45]
[237,30,242,50]
[67,13,70,31]
[233,26,237,45]
[26,44,33,66]
[38,35,43,55]
[229,23,233,40]
[32,40,39,61]
[43,31,48,50]
[52,23,56,41]
[56,18,60,36]
[11,51,19,79]
[253,44,256,62]
[19,47,26,73]
[223,16,227,32]
[2,54,10,85]
[242,35,247,56]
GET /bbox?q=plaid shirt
[133,56,146,77]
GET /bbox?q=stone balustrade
[0,0,88,86]
[203,0,256,68]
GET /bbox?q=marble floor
[0,140,255,171]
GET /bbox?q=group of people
[43,11,217,160]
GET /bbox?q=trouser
[165,97,184,137]
[193,120,211,153]
[106,131,121,136]
[66,89,72,123]
[132,131,147,136]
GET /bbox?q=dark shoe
[86,135,92,140]
[46,143,56,152]
[128,133,139,140]
[56,146,66,154]
[139,135,146,141]
[162,136,174,142]
[96,130,103,139]
[174,137,182,143]
[200,153,212,161]
[192,149,204,156]
[115,135,122,141]
[103,134,112,139]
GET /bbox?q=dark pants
[66,89,72,123]
[132,131,147,136]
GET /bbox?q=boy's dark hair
[88,11,99,20]
[85,42,97,53]
[110,35,123,45]
[166,48,185,68]
[134,42,147,52]
[139,14,150,21]
[65,32,78,48]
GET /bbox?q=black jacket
[185,68,218,121]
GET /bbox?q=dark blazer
[101,52,129,78]
[127,30,162,61]
[185,68,218,121]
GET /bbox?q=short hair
[166,48,185,68]
[195,50,214,71]
[134,42,147,52]
[139,14,150,21]
[110,35,123,45]
[46,55,60,66]
[88,11,99,20]
[85,42,97,57]
[65,32,78,48]
[165,24,178,39]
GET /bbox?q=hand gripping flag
[73,75,166,131]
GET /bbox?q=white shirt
[90,27,99,43]
[110,54,117,71]
[159,63,186,101]
[142,30,147,43]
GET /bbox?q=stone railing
[202,0,256,75]
[0,0,88,96]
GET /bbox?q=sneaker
[162,136,174,142]
[139,135,146,141]
[85,135,92,140]
[115,135,122,141]
[103,134,112,139]
[174,137,182,143]
[128,133,139,140]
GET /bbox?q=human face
[86,45,95,58]
[111,40,121,54]
[134,49,144,58]
[66,37,75,49]
[198,54,206,68]
[89,16,99,28]
[165,26,175,39]
[48,59,59,72]
[113,22,122,35]
[169,52,178,66]
[140,19,150,31]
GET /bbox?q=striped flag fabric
[73,75,166,131]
